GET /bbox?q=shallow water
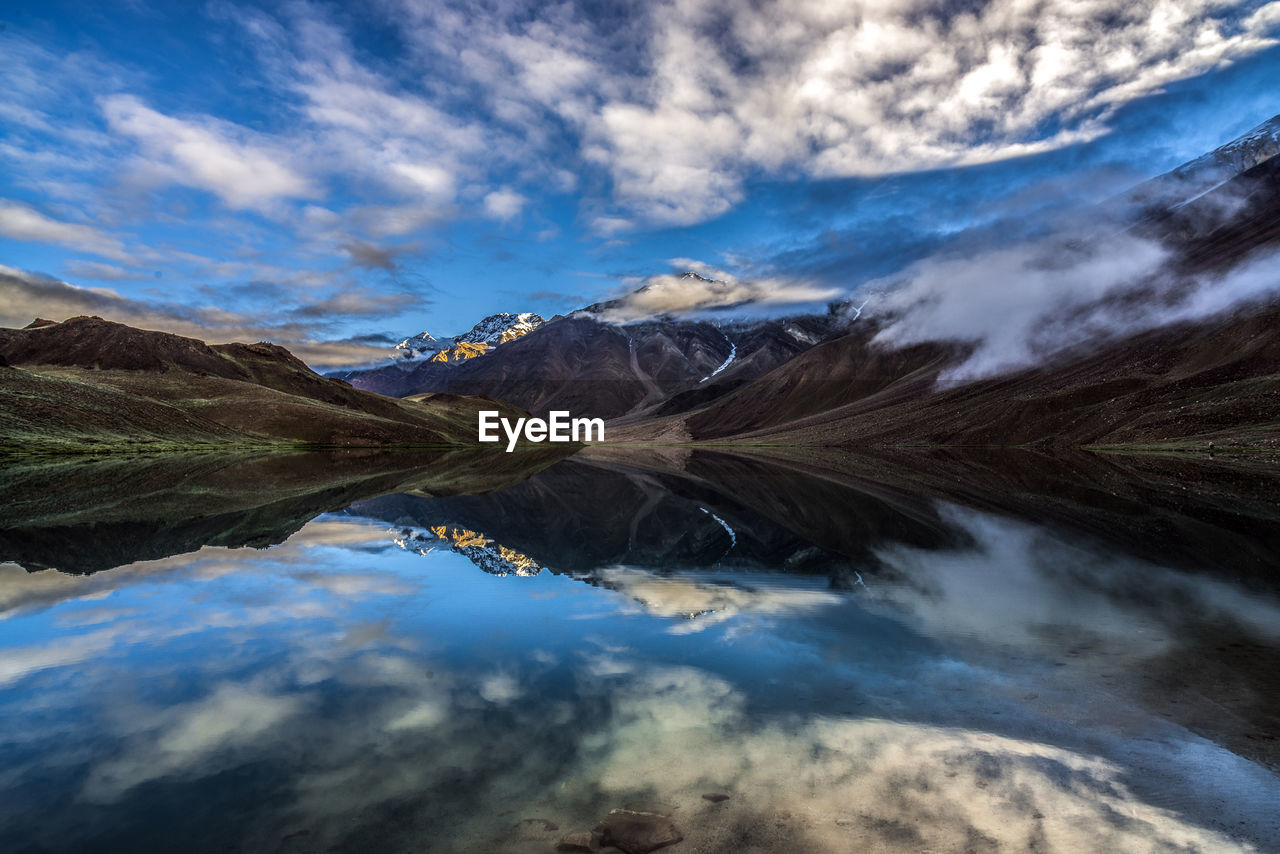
[1,449,1278,853]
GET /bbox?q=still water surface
[1,450,1278,853]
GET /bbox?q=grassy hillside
[0,317,526,454]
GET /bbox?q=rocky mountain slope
[392,312,544,362]
[341,307,841,419]
[633,301,1279,450]
[1125,113,1280,215]
[0,316,529,453]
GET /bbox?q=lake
[1,448,1278,853]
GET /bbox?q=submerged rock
[595,809,683,854]
[556,830,602,852]
[620,800,677,816]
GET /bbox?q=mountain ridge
[0,316,531,453]
[337,308,845,419]
[393,311,544,362]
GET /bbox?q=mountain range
[322,113,1280,451]
[391,311,545,362]
[336,274,847,420]
[341,308,842,420]
[1,114,1277,457]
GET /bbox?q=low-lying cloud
[596,262,841,323]
[869,233,1280,380]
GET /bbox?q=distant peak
[393,311,545,361]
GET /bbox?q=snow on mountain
[699,330,736,383]
[392,524,545,576]
[394,330,445,359]
[1172,114,1280,182]
[455,312,543,345]
[782,321,821,345]
[393,312,545,362]
[1129,113,1280,211]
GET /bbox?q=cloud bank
[7,1,1279,235]
[439,0,1280,227]
[0,266,393,367]
[869,233,1280,379]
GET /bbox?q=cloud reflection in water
[0,508,1276,853]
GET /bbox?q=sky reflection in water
[1,470,1278,853]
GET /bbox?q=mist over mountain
[595,125,1280,452]
[865,119,1280,382]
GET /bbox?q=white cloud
[597,567,841,633]
[598,263,842,322]
[871,234,1170,378]
[384,700,448,731]
[364,0,1270,227]
[535,0,1280,225]
[4,0,1277,270]
[0,626,120,688]
[62,260,149,281]
[390,163,456,200]
[0,200,131,262]
[477,672,522,704]
[868,231,1280,380]
[83,683,304,801]
[101,94,316,210]
[482,188,527,220]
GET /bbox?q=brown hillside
[650,300,1280,450]
[0,317,528,453]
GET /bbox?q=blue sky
[1,0,1279,366]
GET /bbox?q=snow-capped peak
[392,524,545,576]
[1175,113,1280,180]
[1129,113,1280,210]
[393,312,545,361]
[394,330,442,358]
[455,312,544,345]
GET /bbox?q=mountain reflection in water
[0,448,1278,853]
